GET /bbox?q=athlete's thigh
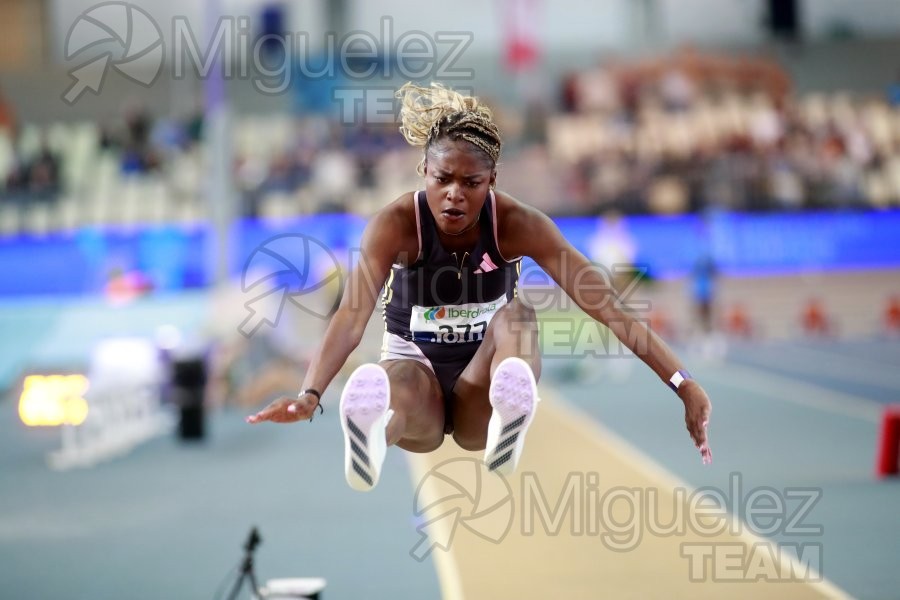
[380,358,445,450]
[447,334,495,446]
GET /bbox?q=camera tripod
[224,527,326,600]
[225,527,263,600]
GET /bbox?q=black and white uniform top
[380,190,522,400]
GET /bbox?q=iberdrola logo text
[424,304,498,321]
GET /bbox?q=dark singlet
[382,190,521,404]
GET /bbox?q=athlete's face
[423,139,496,236]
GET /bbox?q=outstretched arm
[500,200,712,463]
[247,207,408,424]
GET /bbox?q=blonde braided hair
[396,82,502,175]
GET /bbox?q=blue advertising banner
[1,210,898,297]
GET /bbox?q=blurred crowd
[2,46,900,233]
[232,117,414,218]
[0,89,63,208]
[543,47,900,214]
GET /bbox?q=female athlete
[247,83,712,491]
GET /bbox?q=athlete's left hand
[678,379,712,464]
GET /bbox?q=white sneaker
[340,363,393,491]
[484,357,540,475]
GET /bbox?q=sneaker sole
[484,357,539,475]
[340,363,391,492]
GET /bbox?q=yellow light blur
[18,374,90,427]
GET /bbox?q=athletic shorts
[380,332,481,434]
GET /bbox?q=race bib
[410,295,508,343]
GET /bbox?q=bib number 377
[436,321,487,343]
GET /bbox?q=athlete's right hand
[246,392,322,424]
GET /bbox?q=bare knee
[488,300,537,341]
[453,429,487,452]
[491,299,537,333]
[486,300,541,379]
[511,300,538,322]
[397,434,444,453]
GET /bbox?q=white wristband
[668,370,691,392]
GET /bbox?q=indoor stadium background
[2,1,899,598]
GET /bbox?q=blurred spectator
[346,124,386,190]
[120,103,160,174]
[0,87,16,135]
[559,71,580,113]
[4,151,29,204]
[887,69,900,107]
[588,211,638,293]
[151,118,189,154]
[3,136,61,210]
[27,141,61,202]
[185,109,204,145]
[310,135,355,213]
[575,60,623,114]
[658,65,696,113]
[691,250,718,335]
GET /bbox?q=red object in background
[725,304,753,338]
[105,269,153,305]
[801,298,831,335]
[502,0,540,72]
[876,406,900,477]
[885,296,900,331]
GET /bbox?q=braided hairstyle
[396,82,502,176]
